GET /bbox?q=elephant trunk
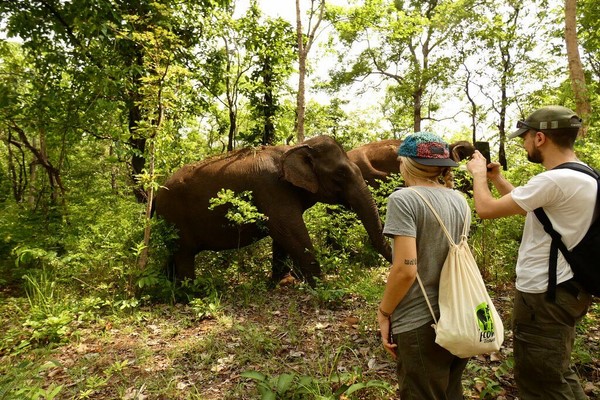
[347,184,393,263]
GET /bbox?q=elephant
[154,135,393,286]
[347,139,475,188]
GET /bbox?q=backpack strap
[416,273,438,326]
[533,208,567,301]
[407,187,470,325]
[553,162,600,220]
[533,162,600,301]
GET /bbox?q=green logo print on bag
[476,302,496,343]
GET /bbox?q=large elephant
[154,135,393,285]
[348,139,475,188]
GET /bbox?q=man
[467,105,594,400]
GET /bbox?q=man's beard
[527,147,543,164]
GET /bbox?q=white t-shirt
[511,165,596,293]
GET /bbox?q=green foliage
[0,360,64,400]
[327,0,480,132]
[466,357,515,399]
[306,204,379,267]
[241,367,393,399]
[209,189,268,227]
[303,100,390,147]
[305,279,351,309]
[189,294,222,320]
[0,1,598,398]
[469,215,522,282]
[21,269,73,345]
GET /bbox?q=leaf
[46,385,64,399]
[276,373,294,393]
[345,382,366,395]
[367,357,377,369]
[366,380,392,390]
[241,370,267,382]
[315,322,330,330]
[333,383,350,397]
[260,391,276,400]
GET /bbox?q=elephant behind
[348,139,475,188]
[154,135,393,285]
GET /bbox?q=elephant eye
[335,165,353,181]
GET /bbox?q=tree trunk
[5,130,27,202]
[413,89,422,132]
[295,0,325,143]
[127,45,147,203]
[9,123,66,204]
[227,108,236,152]
[128,96,146,202]
[138,139,155,271]
[463,65,478,144]
[295,0,306,143]
[138,80,166,271]
[565,0,591,136]
[262,61,276,146]
[497,39,512,171]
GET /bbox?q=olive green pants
[513,281,592,400]
[393,321,468,400]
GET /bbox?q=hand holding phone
[474,141,491,170]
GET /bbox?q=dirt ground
[20,281,598,399]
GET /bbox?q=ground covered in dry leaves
[1,277,599,399]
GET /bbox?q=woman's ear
[280,144,319,193]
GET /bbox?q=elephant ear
[449,141,475,162]
[280,144,319,193]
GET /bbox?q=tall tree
[191,2,295,150]
[578,0,600,84]
[0,0,229,202]
[462,0,550,169]
[0,39,74,207]
[577,0,600,138]
[241,9,296,146]
[197,6,248,152]
[327,0,476,134]
[295,0,325,142]
[565,0,591,135]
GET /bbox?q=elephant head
[279,136,392,263]
[449,140,475,162]
[348,139,475,188]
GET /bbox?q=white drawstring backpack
[409,188,504,358]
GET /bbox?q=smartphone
[474,141,491,167]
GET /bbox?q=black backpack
[533,162,600,299]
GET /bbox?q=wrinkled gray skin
[154,135,393,285]
[348,139,475,188]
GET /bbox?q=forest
[0,0,599,398]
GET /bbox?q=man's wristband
[378,307,392,318]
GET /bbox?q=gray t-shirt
[383,186,470,334]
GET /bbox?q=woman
[377,131,471,399]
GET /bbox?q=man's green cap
[509,105,582,139]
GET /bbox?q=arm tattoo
[403,258,417,266]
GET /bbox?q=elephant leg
[271,240,291,283]
[268,220,321,286]
[172,248,196,282]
